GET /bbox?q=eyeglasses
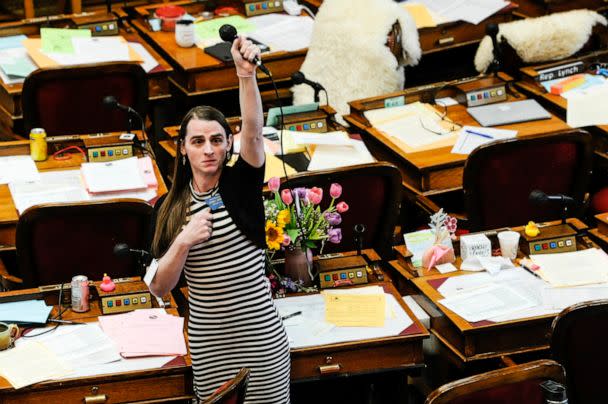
[419,101,462,136]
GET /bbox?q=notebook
[467,99,551,127]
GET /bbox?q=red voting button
[542,243,549,250]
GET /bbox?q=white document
[435,263,458,273]
[45,36,130,65]
[531,248,608,287]
[0,299,52,324]
[542,284,608,310]
[438,284,536,322]
[451,126,517,155]
[566,84,608,127]
[81,157,146,193]
[437,267,536,297]
[274,293,413,349]
[307,139,375,171]
[248,16,314,52]
[33,323,121,368]
[440,0,508,25]
[292,130,352,146]
[460,256,515,274]
[0,155,40,184]
[0,341,71,389]
[128,42,159,73]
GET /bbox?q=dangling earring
[182,155,186,166]
[226,150,232,161]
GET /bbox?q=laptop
[467,99,552,127]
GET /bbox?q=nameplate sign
[536,61,584,82]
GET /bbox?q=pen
[281,311,302,321]
[520,258,542,279]
[465,129,494,140]
[48,318,86,325]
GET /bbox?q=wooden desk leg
[71,0,82,14]
[24,0,35,18]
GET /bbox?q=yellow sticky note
[264,152,296,182]
[324,293,386,327]
[402,4,436,29]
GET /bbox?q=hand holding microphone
[219,24,270,76]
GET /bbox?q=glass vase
[284,246,314,286]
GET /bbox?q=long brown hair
[151,106,233,257]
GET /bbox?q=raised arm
[232,36,264,168]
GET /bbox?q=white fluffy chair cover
[475,9,607,73]
[292,0,421,123]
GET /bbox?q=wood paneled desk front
[396,219,595,365]
[0,278,193,403]
[130,2,306,106]
[344,78,571,199]
[0,135,168,250]
[0,16,173,138]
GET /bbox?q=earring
[226,150,232,161]
[182,155,186,166]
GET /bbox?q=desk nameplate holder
[316,255,369,288]
[98,280,152,315]
[520,223,577,255]
[519,50,608,84]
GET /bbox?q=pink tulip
[282,234,291,246]
[307,187,323,205]
[330,183,342,199]
[268,177,280,192]
[281,189,293,205]
[336,201,349,213]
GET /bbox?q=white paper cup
[498,231,520,259]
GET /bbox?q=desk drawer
[2,373,192,404]
[419,13,512,53]
[291,341,423,381]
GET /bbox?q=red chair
[15,199,152,288]
[551,299,608,404]
[425,359,566,404]
[202,368,250,404]
[463,130,592,231]
[280,162,402,259]
[22,62,147,137]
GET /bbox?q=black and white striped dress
[185,182,291,403]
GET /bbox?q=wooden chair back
[202,368,250,404]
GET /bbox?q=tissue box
[460,234,491,261]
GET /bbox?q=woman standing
[149,37,290,403]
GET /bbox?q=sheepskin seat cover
[292,0,421,123]
[475,9,607,73]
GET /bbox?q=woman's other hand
[178,208,213,247]
[231,36,260,77]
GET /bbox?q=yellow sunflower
[265,220,284,251]
[277,209,291,227]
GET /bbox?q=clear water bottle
[541,380,568,404]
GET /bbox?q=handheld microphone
[218,24,270,75]
[291,71,326,103]
[529,190,575,205]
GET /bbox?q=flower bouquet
[264,177,349,293]
[421,209,457,269]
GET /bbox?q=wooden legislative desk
[0,15,173,138]
[129,2,305,103]
[0,134,167,250]
[513,0,608,17]
[0,278,193,403]
[344,77,571,199]
[394,219,596,365]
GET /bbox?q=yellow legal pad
[324,293,386,327]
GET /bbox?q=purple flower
[324,212,342,226]
[294,187,307,199]
[328,228,342,244]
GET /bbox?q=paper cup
[498,231,520,259]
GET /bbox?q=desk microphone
[218,24,270,76]
[291,71,326,104]
[102,95,153,156]
[529,190,575,205]
[113,243,153,266]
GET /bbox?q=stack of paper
[0,155,40,184]
[531,248,608,287]
[0,35,37,84]
[98,309,186,357]
[451,126,517,155]
[307,139,375,171]
[248,15,314,52]
[404,0,509,25]
[0,300,52,324]
[0,341,71,389]
[81,157,147,194]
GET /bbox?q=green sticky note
[194,16,255,41]
[41,28,91,54]
[384,95,405,108]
